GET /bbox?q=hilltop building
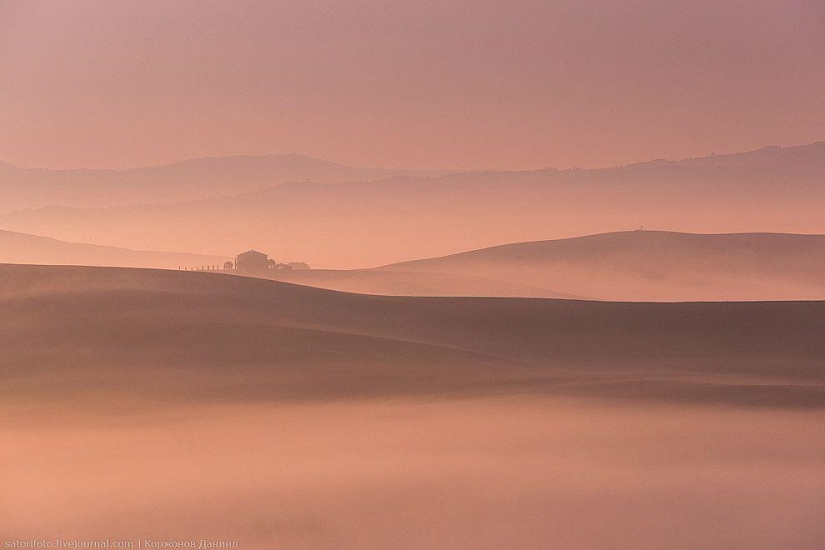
[235,250,269,272]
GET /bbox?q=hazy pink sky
[1,0,823,170]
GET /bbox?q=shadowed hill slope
[1,265,822,408]
[379,231,825,301]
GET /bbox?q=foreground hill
[380,231,825,301]
[3,143,822,267]
[0,229,227,270]
[2,265,822,548]
[0,153,447,212]
[2,264,821,407]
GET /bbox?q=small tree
[223,261,234,271]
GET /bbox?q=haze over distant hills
[0,153,449,212]
[0,229,227,270]
[380,231,825,301]
[2,142,822,268]
[5,227,823,303]
[239,230,824,301]
[242,268,581,299]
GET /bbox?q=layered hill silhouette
[0,227,579,298]
[0,153,448,212]
[2,264,822,408]
[378,231,825,301]
[0,229,227,270]
[2,143,822,267]
[3,227,822,302]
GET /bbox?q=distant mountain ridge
[1,142,823,267]
[622,142,825,169]
[430,141,825,187]
[0,153,450,212]
[2,142,823,214]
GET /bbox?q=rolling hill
[3,265,822,548]
[1,264,821,407]
[0,229,227,270]
[379,231,825,301]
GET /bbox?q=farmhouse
[235,250,269,272]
